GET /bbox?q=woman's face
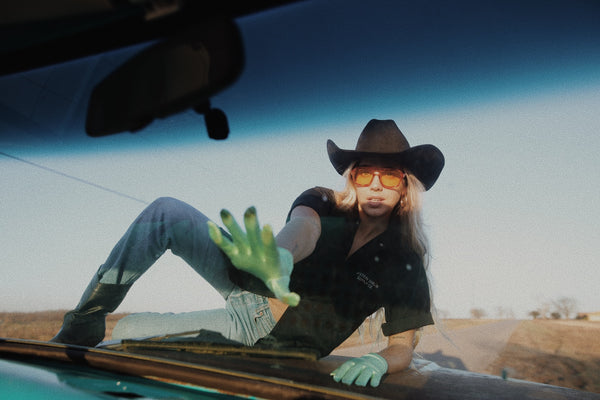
[352,164,405,220]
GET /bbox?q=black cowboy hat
[327,119,444,191]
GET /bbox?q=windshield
[1,0,599,396]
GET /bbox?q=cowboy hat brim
[327,139,445,191]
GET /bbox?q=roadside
[486,320,600,393]
[414,319,520,372]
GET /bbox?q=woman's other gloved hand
[331,353,388,387]
[207,207,300,307]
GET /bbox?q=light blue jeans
[96,197,275,346]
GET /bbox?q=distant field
[486,319,600,393]
[1,312,598,393]
[0,310,129,342]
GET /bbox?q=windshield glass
[1,0,599,395]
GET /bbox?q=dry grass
[0,311,129,341]
[486,320,600,393]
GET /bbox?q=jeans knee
[149,197,183,211]
[144,197,211,246]
[145,197,198,221]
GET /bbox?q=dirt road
[415,319,521,373]
[333,320,520,374]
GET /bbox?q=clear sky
[1,0,599,319]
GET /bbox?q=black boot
[50,274,131,347]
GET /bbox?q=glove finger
[267,276,300,307]
[261,224,279,265]
[353,369,373,387]
[331,361,355,383]
[244,207,264,259]
[207,221,238,257]
[281,292,301,307]
[220,209,249,253]
[369,371,383,387]
[341,364,365,386]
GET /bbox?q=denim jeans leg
[111,309,234,341]
[96,197,237,299]
[98,197,276,344]
[111,289,276,346]
[225,288,276,345]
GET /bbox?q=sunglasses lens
[354,168,404,188]
[381,174,402,188]
[355,171,373,186]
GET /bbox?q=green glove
[331,353,388,387]
[207,207,300,307]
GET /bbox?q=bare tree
[470,308,486,319]
[552,297,577,319]
[538,302,552,319]
[529,310,540,319]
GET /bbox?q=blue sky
[1,0,599,318]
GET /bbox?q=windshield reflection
[1,0,600,395]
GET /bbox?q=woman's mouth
[366,197,385,206]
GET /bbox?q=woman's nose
[370,175,383,190]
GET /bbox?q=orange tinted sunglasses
[353,167,405,189]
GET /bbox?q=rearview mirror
[86,18,243,138]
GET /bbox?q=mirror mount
[194,101,229,140]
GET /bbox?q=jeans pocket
[253,303,276,338]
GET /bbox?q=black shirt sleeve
[286,187,336,220]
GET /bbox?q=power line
[1,150,150,205]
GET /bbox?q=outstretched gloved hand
[207,207,300,307]
[331,353,388,387]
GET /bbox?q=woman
[51,119,444,387]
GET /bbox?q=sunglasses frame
[352,166,406,189]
